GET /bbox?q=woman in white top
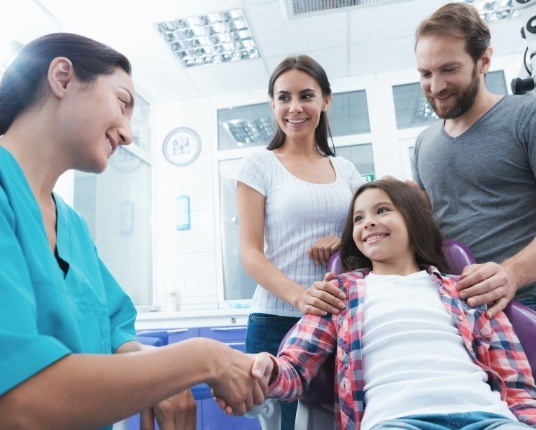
[232,55,364,429]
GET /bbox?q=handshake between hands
[210,349,275,416]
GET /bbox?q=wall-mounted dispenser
[176,195,191,230]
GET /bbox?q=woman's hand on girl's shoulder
[299,273,346,316]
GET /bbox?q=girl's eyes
[119,99,129,109]
[354,207,390,222]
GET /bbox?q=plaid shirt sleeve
[480,310,536,426]
[268,312,337,401]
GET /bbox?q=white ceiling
[0,0,527,104]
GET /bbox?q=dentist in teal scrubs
[0,33,271,430]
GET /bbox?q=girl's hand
[308,236,340,265]
[298,273,346,316]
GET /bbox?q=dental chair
[276,240,536,430]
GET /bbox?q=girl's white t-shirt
[360,270,516,430]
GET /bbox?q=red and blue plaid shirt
[270,267,536,429]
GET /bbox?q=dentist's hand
[207,343,268,416]
[215,353,274,416]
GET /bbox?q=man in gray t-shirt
[411,2,536,316]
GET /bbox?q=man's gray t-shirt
[412,95,536,302]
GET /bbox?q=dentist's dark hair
[266,55,335,156]
[339,179,449,273]
[0,32,131,135]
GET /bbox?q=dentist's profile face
[61,67,135,173]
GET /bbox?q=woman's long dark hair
[266,55,335,156]
[0,32,131,135]
[339,179,449,273]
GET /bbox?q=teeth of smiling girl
[287,119,306,124]
[365,234,386,243]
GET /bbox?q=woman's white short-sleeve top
[232,149,364,316]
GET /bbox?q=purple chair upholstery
[442,239,475,276]
[504,301,536,379]
[283,241,536,419]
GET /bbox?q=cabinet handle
[167,328,189,334]
[210,327,245,332]
[226,342,245,347]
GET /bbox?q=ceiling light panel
[457,0,520,22]
[223,118,274,147]
[156,9,260,68]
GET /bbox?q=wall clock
[162,127,202,166]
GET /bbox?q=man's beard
[426,65,480,119]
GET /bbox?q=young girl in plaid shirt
[251,179,536,430]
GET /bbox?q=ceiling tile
[350,36,416,76]
[184,58,269,96]
[247,1,347,58]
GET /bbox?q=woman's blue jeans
[371,412,533,429]
[246,313,300,430]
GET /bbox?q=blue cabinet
[126,325,261,430]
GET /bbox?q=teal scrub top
[0,148,137,429]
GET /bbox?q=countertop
[135,307,251,330]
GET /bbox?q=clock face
[162,127,202,166]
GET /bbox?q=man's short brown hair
[415,2,491,63]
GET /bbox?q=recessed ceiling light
[223,118,273,146]
[156,9,260,68]
[457,0,520,23]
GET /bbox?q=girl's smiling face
[352,188,419,275]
